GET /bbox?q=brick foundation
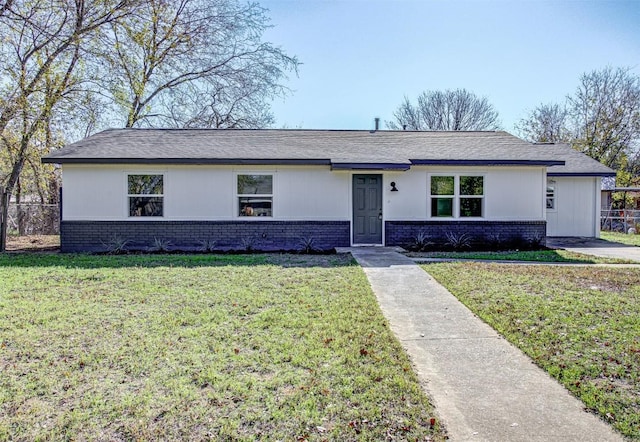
[385,220,547,250]
[61,219,547,252]
[60,220,351,252]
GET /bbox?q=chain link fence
[6,203,60,235]
[601,209,640,233]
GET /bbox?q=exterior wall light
[390,182,398,192]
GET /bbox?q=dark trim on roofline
[330,162,411,171]
[43,157,566,168]
[409,159,565,166]
[548,172,616,177]
[41,157,333,166]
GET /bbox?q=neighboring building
[42,129,615,252]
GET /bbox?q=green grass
[601,231,640,247]
[406,249,630,264]
[422,262,640,439]
[0,253,445,441]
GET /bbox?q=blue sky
[260,0,640,132]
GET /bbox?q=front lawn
[0,254,445,441]
[423,262,640,440]
[406,249,629,264]
[601,231,640,247]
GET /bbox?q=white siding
[546,177,599,237]
[61,165,350,221]
[384,166,545,221]
[62,166,125,220]
[62,164,547,222]
[276,168,350,219]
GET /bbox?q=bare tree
[0,0,138,249]
[0,0,12,17]
[387,89,501,131]
[515,103,571,143]
[567,67,640,169]
[99,0,299,128]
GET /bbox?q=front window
[459,176,484,217]
[429,175,484,218]
[238,174,273,217]
[128,174,163,217]
[430,176,454,217]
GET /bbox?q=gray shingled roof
[540,143,616,177]
[40,128,612,176]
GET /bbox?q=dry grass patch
[6,235,60,251]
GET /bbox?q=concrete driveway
[546,236,640,262]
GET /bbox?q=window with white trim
[459,176,484,217]
[429,175,484,218]
[430,176,454,217]
[546,179,556,210]
[237,174,273,217]
[128,174,164,217]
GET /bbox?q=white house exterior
[42,129,614,252]
[542,143,615,237]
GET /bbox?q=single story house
[42,129,615,252]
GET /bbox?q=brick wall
[385,220,547,249]
[60,220,350,252]
[61,219,547,252]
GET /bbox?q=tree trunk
[0,186,8,252]
[0,144,27,248]
[16,178,28,235]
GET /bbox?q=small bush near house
[198,239,218,252]
[407,230,433,252]
[444,231,472,250]
[297,236,317,254]
[151,237,172,252]
[101,234,130,254]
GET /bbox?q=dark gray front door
[352,174,383,244]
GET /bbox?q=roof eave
[548,172,617,177]
[410,159,565,167]
[330,162,411,171]
[41,157,332,166]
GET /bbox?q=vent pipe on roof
[374,117,380,131]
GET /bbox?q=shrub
[445,231,472,251]
[409,230,433,251]
[198,239,218,253]
[101,234,130,254]
[151,237,171,252]
[297,236,317,253]
[240,235,256,252]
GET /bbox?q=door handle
[378,213,382,220]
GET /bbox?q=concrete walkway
[348,247,623,442]
[547,236,640,262]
